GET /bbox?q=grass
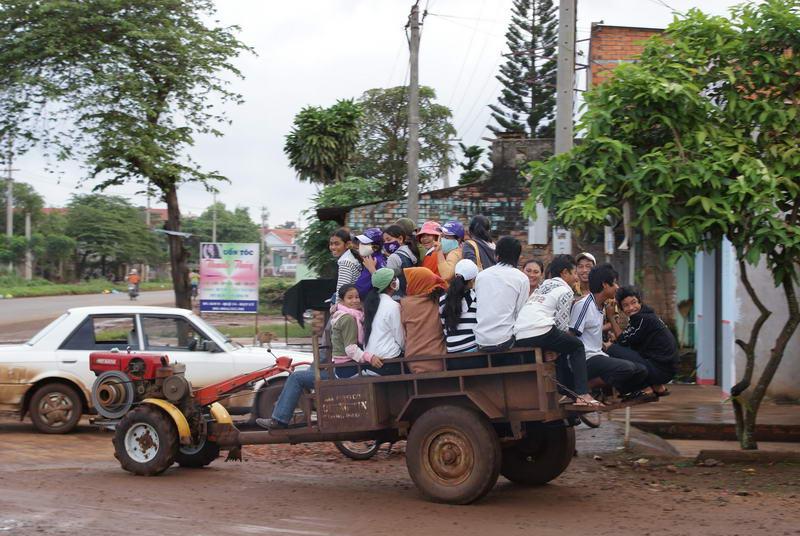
[217,322,311,339]
[0,275,172,298]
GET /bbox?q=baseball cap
[356,228,384,245]
[438,221,465,240]
[576,252,597,265]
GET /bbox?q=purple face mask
[384,242,401,255]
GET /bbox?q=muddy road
[0,418,797,536]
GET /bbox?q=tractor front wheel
[113,405,178,476]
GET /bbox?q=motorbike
[128,283,139,300]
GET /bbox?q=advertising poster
[199,242,260,313]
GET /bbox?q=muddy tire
[334,440,381,460]
[29,383,82,434]
[175,437,220,468]
[406,405,501,504]
[501,425,575,485]
[113,405,178,476]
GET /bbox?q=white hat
[455,259,479,281]
[130,269,138,274]
[576,252,597,265]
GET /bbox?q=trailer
[91,344,654,504]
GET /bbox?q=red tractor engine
[90,352,191,419]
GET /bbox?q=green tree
[524,0,800,450]
[66,194,163,277]
[284,99,362,186]
[352,86,457,197]
[0,181,44,235]
[298,176,386,277]
[489,0,558,137]
[182,203,261,258]
[457,143,486,185]
[0,0,251,309]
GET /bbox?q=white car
[0,306,313,433]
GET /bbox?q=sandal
[652,385,671,397]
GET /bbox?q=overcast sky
[14,0,753,229]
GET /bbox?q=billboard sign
[199,242,260,313]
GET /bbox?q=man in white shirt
[514,254,599,407]
[474,236,530,351]
[571,264,647,396]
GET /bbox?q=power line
[444,0,486,108]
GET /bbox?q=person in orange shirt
[126,269,141,285]
[416,221,443,276]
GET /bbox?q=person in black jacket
[605,285,678,396]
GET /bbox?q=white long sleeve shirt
[514,277,574,339]
[474,263,530,346]
[364,294,405,358]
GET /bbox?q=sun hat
[371,267,395,292]
[438,221,465,240]
[356,228,384,245]
[415,221,442,238]
[454,259,478,281]
[576,252,597,265]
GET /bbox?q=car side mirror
[203,340,221,353]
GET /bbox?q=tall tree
[352,86,457,197]
[284,99,362,186]
[66,194,163,277]
[182,202,261,258]
[488,0,558,137]
[298,176,385,277]
[0,0,251,309]
[457,143,486,185]
[524,0,800,450]
[0,182,44,235]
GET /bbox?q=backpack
[464,240,484,271]
[394,250,416,295]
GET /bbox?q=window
[141,316,205,352]
[60,315,139,351]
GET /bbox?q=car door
[139,314,234,387]
[56,314,141,392]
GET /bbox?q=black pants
[607,344,674,387]
[335,361,402,378]
[585,353,648,394]
[516,327,588,395]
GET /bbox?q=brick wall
[589,24,664,86]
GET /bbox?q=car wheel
[29,383,82,434]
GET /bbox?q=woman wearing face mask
[416,221,443,277]
[522,259,545,295]
[353,228,387,300]
[435,221,465,282]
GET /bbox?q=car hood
[232,345,314,364]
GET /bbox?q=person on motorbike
[127,269,141,299]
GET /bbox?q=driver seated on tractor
[604,285,678,397]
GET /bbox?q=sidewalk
[606,384,800,456]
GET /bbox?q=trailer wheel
[501,426,575,485]
[175,437,220,468]
[406,405,501,504]
[334,440,381,460]
[113,405,178,476]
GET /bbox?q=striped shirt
[336,249,362,295]
[438,289,478,353]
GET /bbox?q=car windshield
[27,312,70,346]
[186,312,240,351]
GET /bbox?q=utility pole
[529,0,576,246]
[212,192,217,242]
[24,211,32,280]
[554,0,576,155]
[5,154,15,274]
[144,188,151,282]
[406,1,421,223]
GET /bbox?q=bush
[258,277,295,307]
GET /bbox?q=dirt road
[0,418,797,536]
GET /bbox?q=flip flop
[654,388,671,397]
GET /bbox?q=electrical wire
[444,0,487,108]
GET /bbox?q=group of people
[256,216,679,429]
